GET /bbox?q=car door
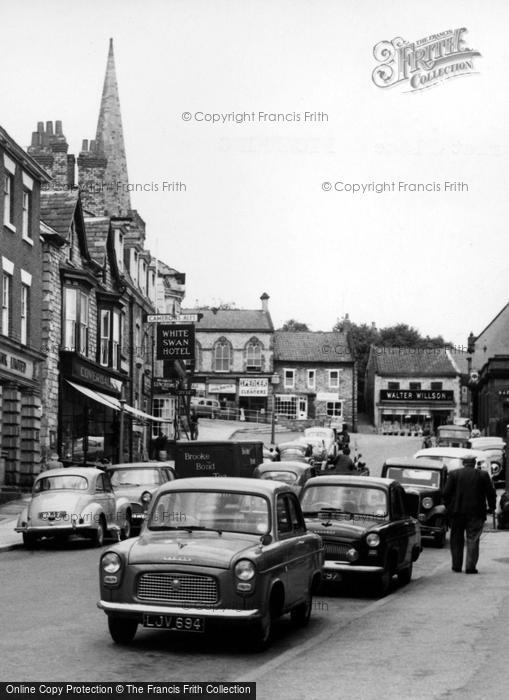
[285,493,315,602]
[390,483,415,567]
[96,472,115,529]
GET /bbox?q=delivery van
[174,440,264,478]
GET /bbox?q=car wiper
[183,525,223,535]
[116,482,141,486]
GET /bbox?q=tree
[279,319,310,332]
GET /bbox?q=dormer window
[114,229,124,272]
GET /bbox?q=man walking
[443,457,496,574]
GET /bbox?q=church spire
[95,38,131,215]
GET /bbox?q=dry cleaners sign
[156,324,195,360]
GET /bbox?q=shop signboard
[380,389,454,402]
[208,383,236,394]
[239,377,268,396]
[156,324,195,360]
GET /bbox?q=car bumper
[97,600,261,620]
[15,523,94,536]
[323,560,384,573]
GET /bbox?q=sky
[1,0,508,346]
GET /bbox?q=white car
[413,447,493,477]
[303,428,338,461]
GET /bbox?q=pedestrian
[190,408,199,440]
[443,456,496,573]
[330,446,355,474]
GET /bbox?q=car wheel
[120,512,132,540]
[397,562,413,586]
[108,617,137,644]
[434,529,446,548]
[290,595,312,627]
[91,518,105,547]
[374,569,392,597]
[22,533,38,549]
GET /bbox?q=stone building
[364,347,461,434]
[273,331,357,430]
[0,125,50,486]
[186,294,274,419]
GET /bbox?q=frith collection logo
[372,28,481,91]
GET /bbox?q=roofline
[0,125,52,182]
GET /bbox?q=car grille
[137,573,218,605]
[323,541,350,560]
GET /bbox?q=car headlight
[234,559,255,581]
[141,491,152,504]
[422,497,434,510]
[101,552,121,574]
[491,462,501,476]
[366,533,380,548]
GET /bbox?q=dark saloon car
[496,490,509,530]
[300,475,421,596]
[106,462,175,533]
[97,477,323,650]
[253,461,317,495]
[381,458,448,547]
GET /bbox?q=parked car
[468,437,506,487]
[190,397,221,418]
[303,427,338,461]
[414,447,493,477]
[381,458,448,547]
[296,436,327,462]
[300,475,421,596]
[277,441,310,463]
[106,462,175,533]
[253,461,317,495]
[15,467,131,548]
[496,490,509,529]
[97,477,323,649]
[436,424,470,448]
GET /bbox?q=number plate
[323,571,342,582]
[142,614,205,632]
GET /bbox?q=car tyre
[290,595,312,627]
[90,518,105,547]
[108,617,137,644]
[374,569,392,597]
[397,562,413,586]
[251,613,273,652]
[120,511,132,541]
[22,533,38,549]
[434,529,446,548]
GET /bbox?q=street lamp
[270,373,280,445]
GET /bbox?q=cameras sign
[156,324,195,360]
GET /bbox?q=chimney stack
[27,120,75,189]
[260,292,270,313]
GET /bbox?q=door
[96,472,116,528]
[298,396,308,419]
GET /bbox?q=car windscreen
[386,467,441,488]
[110,468,161,486]
[416,455,464,471]
[259,470,298,484]
[34,475,88,492]
[301,485,387,517]
[149,490,270,535]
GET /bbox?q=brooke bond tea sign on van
[156,324,195,360]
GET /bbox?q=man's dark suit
[443,464,496,572]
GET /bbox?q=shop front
[377,389,457,435]
[238,377,269,419]
[59,352,125,464]
[0,340,45,486]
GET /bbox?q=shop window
[326,401,343,417]
[275,395,297,418]
[63,287,89,355]
[329,370,339,389]
[388,382,400,390]
[246,339,262,371]
[430,382,443,390]
[409,382,421,391]
[307,369,316,389]
[213,338,232,372]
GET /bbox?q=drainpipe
[128,296,134,461]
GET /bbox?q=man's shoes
[465,568,478,574]
[452,567,462,572]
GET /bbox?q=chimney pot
[90,139,96,151]
[81,139,88,152]
[46,121,53,135]
[260,292,270,312]
[30,132,39,147]
[55,120,63,135]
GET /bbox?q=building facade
[365,347,461,433]
[0,125,50,486]
[273,331,356,429]
[187,294,274,420]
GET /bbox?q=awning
[66,381,166,422]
